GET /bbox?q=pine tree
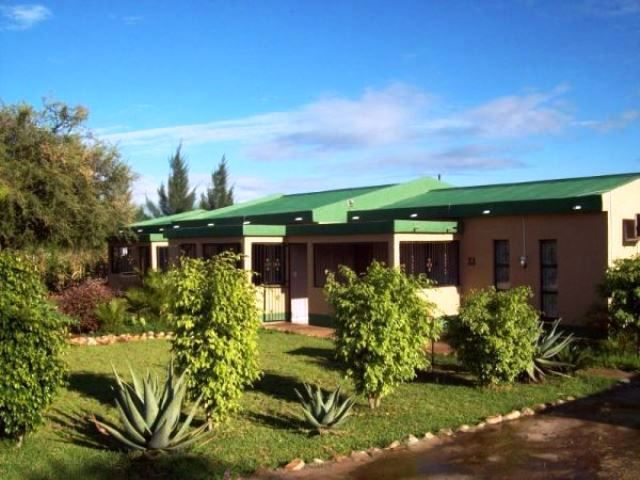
[200,155,234,210]
[146,144,196,217]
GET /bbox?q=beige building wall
[459,212,609,326]
[602,178,640,264]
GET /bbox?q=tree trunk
[368,395,381,409]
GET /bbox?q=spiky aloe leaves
[94,361,209,452]
[527,319,576,382]
[294,384,355,432]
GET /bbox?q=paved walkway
[258,375,640,480]
[262,322,453,354]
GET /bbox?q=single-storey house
[108,172,640,329]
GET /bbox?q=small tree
[146,144,196,217]
[601,255,640,355]
[169,254,261,427]
[200,155,234,210]
[325,261,441,409]
[0,251,68,444]
[448,286,539,386]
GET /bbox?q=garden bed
[0,330,618,480]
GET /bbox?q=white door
[289,244,309,324]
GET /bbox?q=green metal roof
[287,220,459,236]
[175,177,450,227]
[130,209,207,229]
[350,172,640,221]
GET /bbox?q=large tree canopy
[146,144,196,217]
[0,101,135,250]
[200,154,234,210]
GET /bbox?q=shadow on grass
[22,453,235,480]
[67,371,116,406]
[285,346,342,372]
[48,408,108,450]
[251,371,304,403]
[414,366,476,387]
[247,411,303,432]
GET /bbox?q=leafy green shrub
[125,269,172,329]
[294,384,355,433]
[325,261,441,409]
[526,319,575,382]
[33,248,108,292]
[0,251,68,443]
[449,287,539,386]
[53,279,114,333]
[94,362,208,452]
[601,255,640,355]
[95,298,130,333]
[169,253,261,427]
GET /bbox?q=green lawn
[0,330,617,479]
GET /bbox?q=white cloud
[428,86,573,138]
[579,110,640,132]
[0,4,51,30]
[123,15,143,25]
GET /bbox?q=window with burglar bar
[202,243,241,259]
[399,241,459,286]
[313,242,388,287]
[494,240,510,290]
[540,239,559,318]
[252,244,287,285]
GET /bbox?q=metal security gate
[258,285,289,322]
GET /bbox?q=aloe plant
[94,362,208,452]
[527,319,575,382]
[294,384,355,432]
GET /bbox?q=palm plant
[527,319,575,382]
[125,270,172,326]
[294,384,355,432]
[94,298,130,333]
[94,362,208,452]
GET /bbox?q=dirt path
[258,376,640,480]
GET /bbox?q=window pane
[314,243,388,287]
[156,247,169,272]
[542,293,558,318]
[398,242,459,286]
[252,244,286,285]
[541,241,557,266]
[542,266,558,291]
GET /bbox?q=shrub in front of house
[449,286,539,386]
[169,253,261,428]
[53,278,114,333]
[0,251,68,444]
[125,269,173,330]
[325,261,441,409]
[601,254,640,356]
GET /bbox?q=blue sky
[1,1,639,205]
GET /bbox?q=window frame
[313,242,389,288]
[156,246,169,272]
[202,242,241,259]
[494,240,510,291]
[110,245,135,275]
[398,241,459,287]
[540,239,559,319]
[178,243,198,259]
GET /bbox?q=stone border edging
[67,331,174,346]
[280,377,637,473]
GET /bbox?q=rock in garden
[533,403,547,411]
[522,407,535,416]
[386,440,401,449]
[476,422,486,429]
[566,396,576,401]
[405,434,419,445]
[485,415,502,425]
[457,424,471,432]
[504,410,521,421]
[423,432,435,440]
[284,458,305,471]
[438,428,453,436]
[86,337,97,346]
[333,454,348,463]
[312,458,324,465]
[351,450,370,461]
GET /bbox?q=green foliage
[145,144,196,217]
[94,362,208,452]
[54,279,114,333]
[325,261,441,408]
[583,333,640,371]
[125,270,173,328]
[200,155,234,210]
[526,319,575,382]
[601,255,640,354]
[169,253,261,426]
[95,298,131,333]
[449,287,539,386]
[294,384,355,432]
[0,101,135,250]
[29,248,107,292]
[0,251,68,441]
